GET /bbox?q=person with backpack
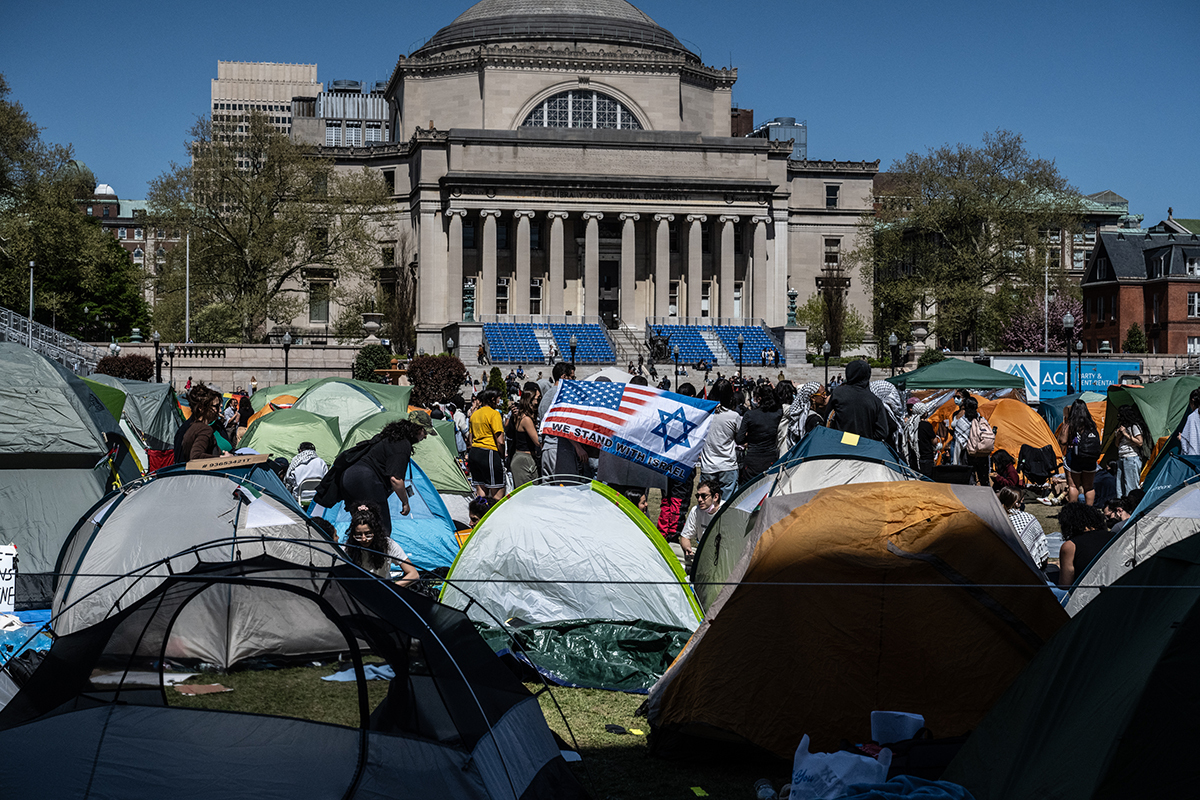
[1058,399,1101,505]
[962,396,995,487]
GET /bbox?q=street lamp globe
[282,332,292,347]
[888,333,898,348]
[822,341,831,356]
[1076,340,1083,353]
[1062,312,1075,331]
[151,330,161,344]
[446,337,454,352]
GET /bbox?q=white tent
[440,482,701,630]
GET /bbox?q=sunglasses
[696,492,713,500]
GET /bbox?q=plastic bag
[790,735,892,800]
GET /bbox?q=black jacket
[827,360,889,442]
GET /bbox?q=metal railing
[477,314,606,326]
[0,306,104,374]
[646,315,767,329]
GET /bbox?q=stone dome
[413,0,692,57]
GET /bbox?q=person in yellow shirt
[468,389,507,500]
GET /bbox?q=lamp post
[108,342,121,358]
[888,333,899,377]
[28,261,34,348]
[152,330,162,383]
[1076,339,1084,392]
[1063,312,1075,395]
[736,332,744,382]
[673,344,680,392]
[282,332,292,383]
[822,340,831,388]
[167,343,175,388]
[569,333,578,364]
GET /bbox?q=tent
[292,378,396,440]
[343,412,471,496]
[886,358,1026,391]
[944,533,1200,800]
[692,427,925,610]
[0,344,127,610]
[249,377,321,412]
[977,397,1064,468]
[237,407,342,464]
[1065,465,1200,615]
[315,460,461,572]
[83,375,184,471]
[440,482,702,690]
[1,554,586,800]
[1105,376,1200,466]
[1037,390,1107,434]
[646,482,1067,756]
[52,467,343,668]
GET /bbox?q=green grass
[170,665,781,799]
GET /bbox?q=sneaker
[1038,497,1054,505]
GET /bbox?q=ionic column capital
[445,208,468,218]
[582,212,604,222]
[719,215,740,224]
[686,214,707,223]
[750,215,770,225]
[546,210,570,220]
[619,213,640,222]
[513,210,537,220]
[479,209,502,219]
[653,213,675,223]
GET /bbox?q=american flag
[540,380,654,440]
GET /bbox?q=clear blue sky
[4,0,1196,223]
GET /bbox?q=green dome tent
[237,408,342,464]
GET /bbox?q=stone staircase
[610,323,646,369]
[699,329,733,366]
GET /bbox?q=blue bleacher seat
[713,325,785,367]
[481,323,546,364]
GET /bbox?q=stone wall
[110,343,360,392]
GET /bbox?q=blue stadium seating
[650,325,715,365]
[713,325,786,366]
[481,323,545,364]
[544,323,615,364]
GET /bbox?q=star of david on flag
[540,380,719,480]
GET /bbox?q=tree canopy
[147,113,392,343]
[0,74,148,338]
[860,130,1082,351]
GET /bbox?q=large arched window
[521,90,643,130]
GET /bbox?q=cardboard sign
[0,545,16,614]
[186,453,270,471]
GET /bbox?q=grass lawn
[171,665,781,799]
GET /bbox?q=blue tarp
[316,461,459,571]
[0,627,52,669]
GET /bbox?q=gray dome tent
[1,553,586,799]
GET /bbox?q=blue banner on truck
[991,358,1141,402]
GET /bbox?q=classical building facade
[288,0,877,353]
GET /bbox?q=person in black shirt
[341,420,427,536]
[1057,502,1110,588]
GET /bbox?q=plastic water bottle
[754,778,777,800]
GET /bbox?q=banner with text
[0,545,16,614]
[992,358,1142,402]
[540,380,719,480]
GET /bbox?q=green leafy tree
[917,348,947,368]
[1123,323,1147,354]
[487,366,509,412]
[408,354,468,407]
[352,343,394,383]
[95,353,154,382]
[793,292,867,354]
[859,130,1082,351]
[147,112,392,342]
[0,74,148,338]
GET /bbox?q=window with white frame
[824,239,841,272]
[326,124,341,146]
[496,277,510,315]
[530,278,543,315]
[365,122,383,142]
[345,121,362,146]
[700,281,711,317]
[132,248,144,261]
[1189,293,1200,318]
[825,185,840,209]
[521,89,643,130]
[1190,337,1200,356]
[1188,257,1200,276]
[134,228,143,240]
[118,227,126,239]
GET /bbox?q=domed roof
[414,0,692,57]
[94,183,117,198]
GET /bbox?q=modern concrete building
[211,61,321,141]
[285,0,877,355]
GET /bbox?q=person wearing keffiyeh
[284,442,328,494]
[870,380,907,459]
[777,381,824,456]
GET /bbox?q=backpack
[965,415,995,456]
[1075,428,1102,461]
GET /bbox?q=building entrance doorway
[599,258,620,328]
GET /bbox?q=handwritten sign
[0,545,16,614]
[185,453,269,471]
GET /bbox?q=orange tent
[978,398,1064,466]
[246,395,298,426]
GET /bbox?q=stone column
[686,214,706,319]
[619,213,639,325]
[479,210,501,317]
[513,210,535,316]
[719,215,739,320]
[582,212,604,319]
[751,215,770,321]
[446,209,467,321]
[654,214,673,319]
[547,211,568,316]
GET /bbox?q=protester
[1057,502,1110,587]
[538,361,574,477]
[1093,461,1119,509]
[176,384,224,462]
[468,389,507,500]
[778,381,823,454]
[345,503,419,587]
[1182,389,1200,456]
[826,360,888,442]
[284,441,328,496]
[698,379,741,503]
[1103,496,1133,534]
[914,401,939,477]
[1115,405,1146,495]
[679,478,723,559]
[989,449,1021,491]
[657,382,698,540]
[961,396,994,487]
[341,419,427,536]
[737,382,783,482]
[1059,399,1101,505]
[997,486,1049,571]
[507,387,541,489]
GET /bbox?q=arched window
[521,90,643,130]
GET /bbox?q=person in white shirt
[345,504,419,587]
[284,441,329,496]
[680,479,723,559]
[698,379,741,503]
